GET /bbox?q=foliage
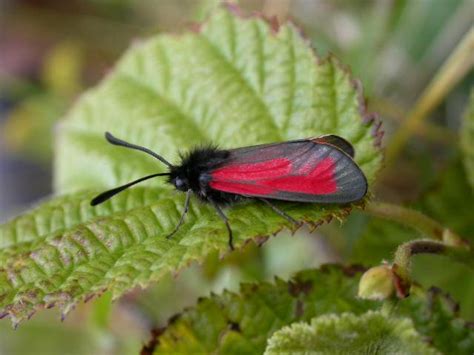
[0,6,381,325]
[1,1,473,354]
[264,311,439,355]
[145,266,474,354]
[346,159,474,319]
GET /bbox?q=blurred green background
[0,0,473,354]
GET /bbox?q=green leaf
[56,7,381,192]
[145,266,474,354]
[461,89,474,190]
[264,311,439,355]
[1,6,382,324]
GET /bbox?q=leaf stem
[364,202,465,246]
[392,239,474,297]
[385,26,474,163]
[360,200,473,299]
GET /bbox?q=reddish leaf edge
[0,4,383,327]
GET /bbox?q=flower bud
[358,265,395,300]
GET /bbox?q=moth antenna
[90,172,170,206]
[105,132,173,168]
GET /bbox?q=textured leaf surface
[461,90,474,189]
[146,266,474,355]
[264,311,439,355]
[0,6,382,323]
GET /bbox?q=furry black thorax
[168,146,241,205]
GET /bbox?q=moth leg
[210,200,234,251]
[258,198,302,227]
[166,189,192,240]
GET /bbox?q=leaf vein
[116,71,209,142]
[198,35,283,140]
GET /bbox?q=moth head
[172,176,189,192]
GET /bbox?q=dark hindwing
[208,138,367,203]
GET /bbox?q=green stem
[385,26,474,164]
[362,202,473,298]
[364,202,465,247]
[394,240,447,280]
[392,239,474,297]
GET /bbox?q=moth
[91,132,367,250]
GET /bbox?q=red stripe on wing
[271,157,337,194]
[209,180,275,195]
[209,156,337,196]
[211,158,291,180]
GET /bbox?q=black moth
[91,132,368,250]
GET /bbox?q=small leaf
[145,266,474,354]
[461,89,474,190]
[264,311,439,355]
[1,5,382,323]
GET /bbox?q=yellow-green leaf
[146,266,474,354]
[1,6,382,325]
[265,311,439,355]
